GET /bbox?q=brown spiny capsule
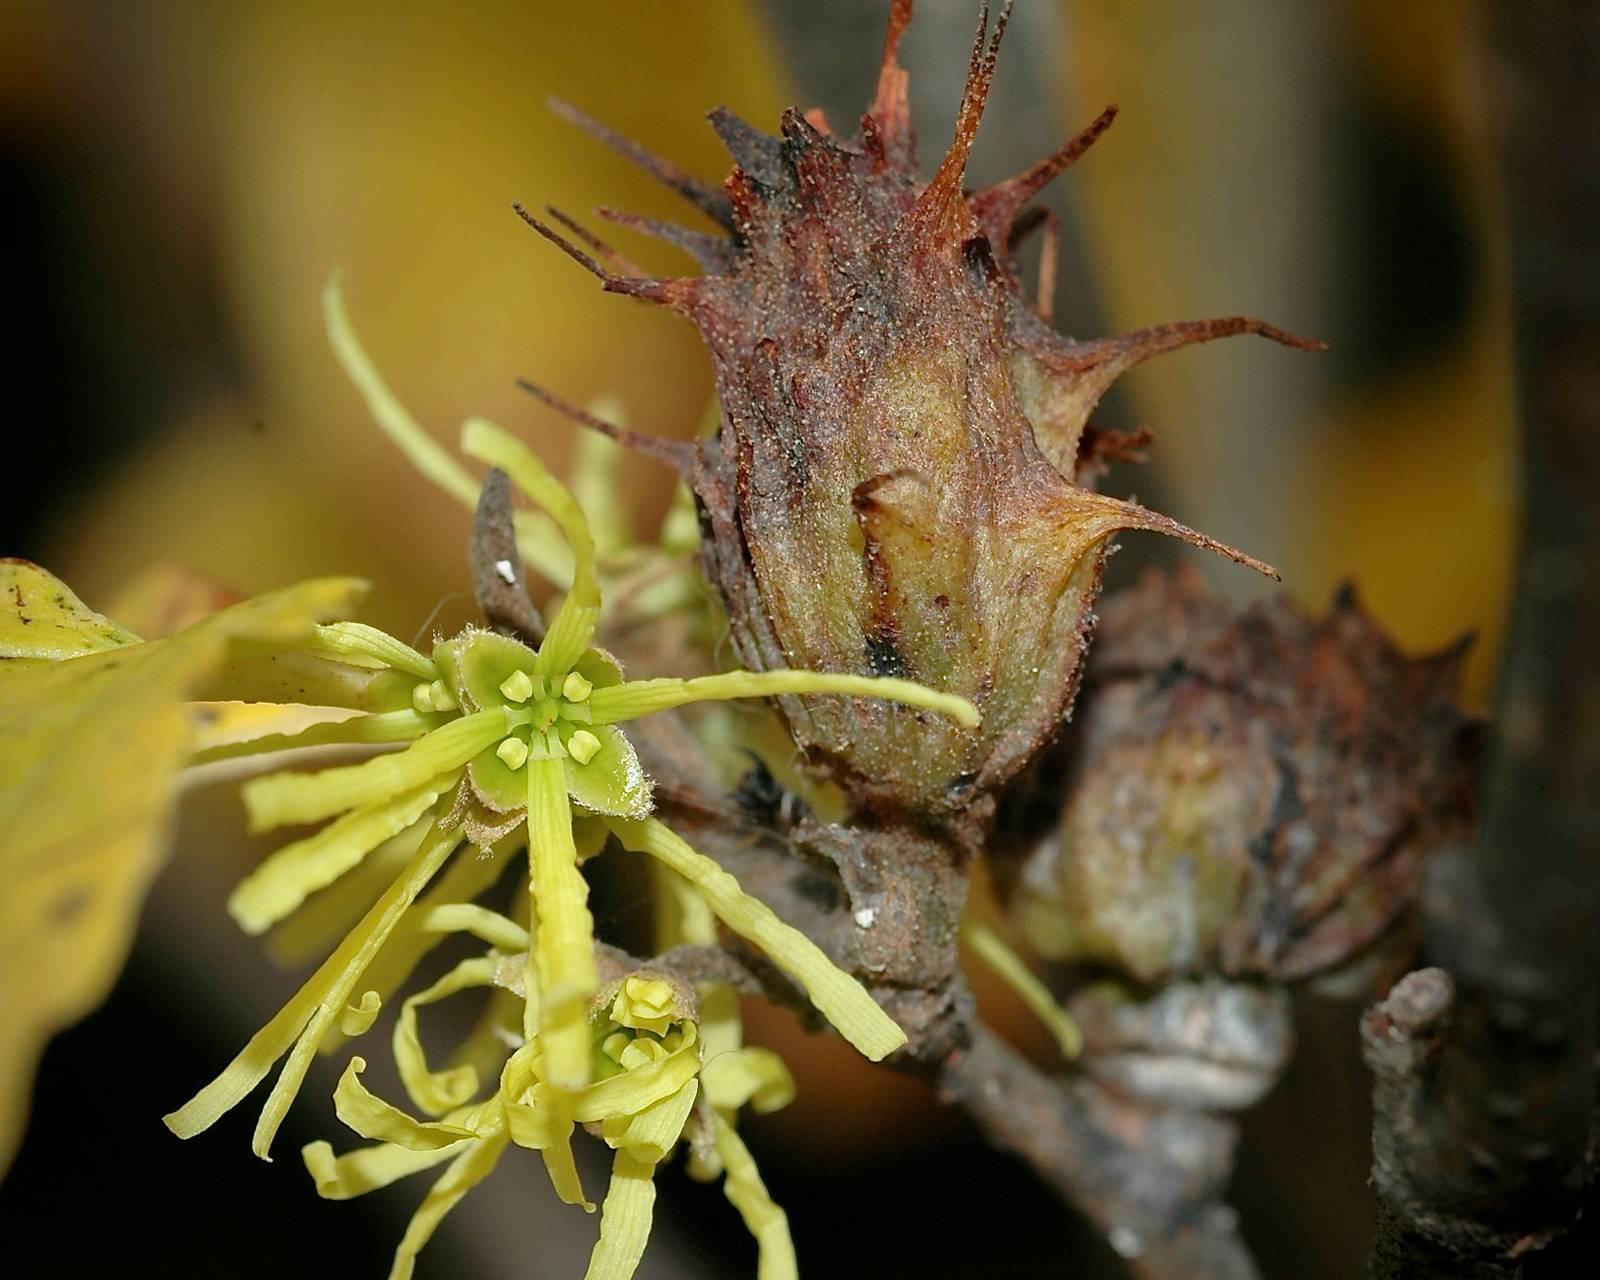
[532,1,1319,820]
[1014,566,1478,988]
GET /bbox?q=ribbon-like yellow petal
[265,824,420,967]
[589,668,979,728]
[413,903,529,952]
[323,275,569,585]
[394,956,496,1116]
[652,858,717,951]
[525,755,597,1090]
[713,1110,798,1280]
[348,832,517,1022]
[461,418,600,675]
[308,622,437,680]
[609,818,906,1061]
[163,814,463,1157]
[243,708,507,831]
[500,1045,591,1211]
[584,1150,658,1280]
[959,917,1082,1060]
[229,778,453,934]
[189,707,443,767]
[334,1057,479,1150]
[303,1137,463,1201]
[389,1129,510,1280]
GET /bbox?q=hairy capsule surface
[536,0,1320,819]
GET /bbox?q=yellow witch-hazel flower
[163,283,979,1277]
[299,901,797,1280]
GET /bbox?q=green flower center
[491,661,600,767]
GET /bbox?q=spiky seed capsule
[540,0,1319,818]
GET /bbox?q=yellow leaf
[0,573,366,1172]
[0,559,139,660]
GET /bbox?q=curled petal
[701,1047,795,1116]
[302,1138,462,1201]
[575,1023,701,1126]
[339,991,382,1037]
[395,956,498,1116]
[334,1057,480,1151]
[599,1078,698,1167]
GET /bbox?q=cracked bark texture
[1366,1,1600,1272]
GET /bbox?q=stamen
[496,737,530,770]
[567,729,602,766]
[562,671,594,702]
[500,669,536,703]
[412,683,435,714]
[427,680,457,712]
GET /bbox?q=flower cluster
[163,285,978,1278]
